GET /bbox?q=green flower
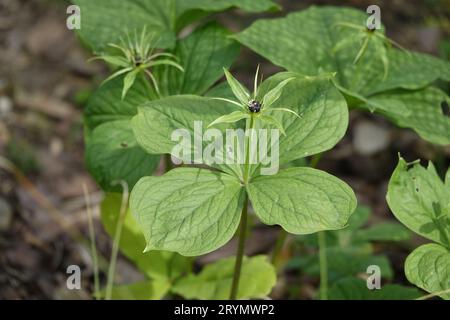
[332,22,407,80]
[91,26,184,99]
[209,66,301,135]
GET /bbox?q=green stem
[318,231,328,300]
[229,114,255,300]
[229,195,248,300]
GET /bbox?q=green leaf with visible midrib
[129,168,245,256]
[247,167,357,234]
[171,255,276,300]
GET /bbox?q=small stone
[353,121,390,156]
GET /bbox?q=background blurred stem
[105,181,129,300]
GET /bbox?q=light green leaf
[247,167,357,234]
[171,255,276,300]
[101,193,189,281]
[131,95,244,179]
[92,55,130,67]
[405,243,450,300]
[86,120,160,191]
[209,111,250,127]
[329,277,422,300]
[257,73,349,165]
[365,87,450,145]
[98,280,170,300]
[129,168,245,256]
[353,222,412,242]
[153,24,239,97]
[387,158,450,246]
[258,114,286,136]
[122,69,140,99]
[261,77,294,108]
[72,0,277,52]
[224,68,251,104]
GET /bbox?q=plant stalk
[318,230,328,300]
[105,181,129,300]
[229,195,248,300]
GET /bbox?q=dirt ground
[0,0,449,299]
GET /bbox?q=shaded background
[0,0,449,299]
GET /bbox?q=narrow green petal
[208,111,250,127]
[223,68,250,104]
[262,78,294,109]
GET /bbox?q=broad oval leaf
[247,167,357,234]
[257,72,349,164]
[86,120,160,191]
[129,168,245,256]
[171,255,276,300]
[405,243,450,300]
[387,158,450,246]
[131,95,245,179]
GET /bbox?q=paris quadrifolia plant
[90,26,184,99]
[129,67,358,299]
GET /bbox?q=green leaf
[72,0,277,52]
[129,168,245,256]
[405,243,450,300]
[234,6,450,145]
[86,120,160,191]
[131,95,244,179]
[171,255,276,300]
[247,167,357,234]
[84,75,154,132]
[353,222,412,242]
[153,24,240,97]
[209,111,250,127]
[256,73,349,165]
[122,69,140,99]
[98,280,170,300]
[365,88,450,145]
[92,55,130,67]
[223,68,251,104]
[261,77,294,108]
[258,114,286,136]
[101,193,189,281]
[234,6,450,95]
[387,158,450,246]
[329,277,422,300]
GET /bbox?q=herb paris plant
[129,70,358,298]
[387,157,450,300]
